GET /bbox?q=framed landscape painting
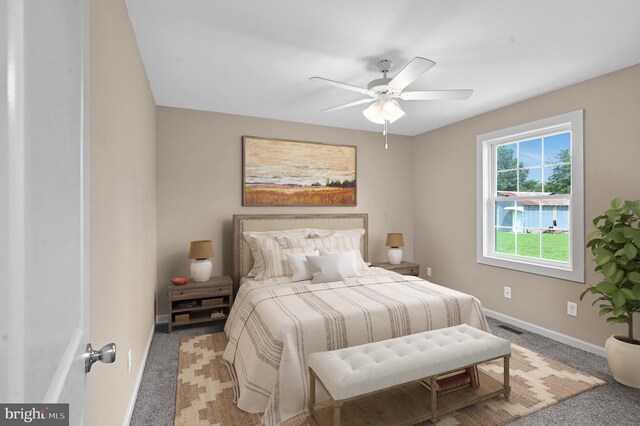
[242,136,357,206]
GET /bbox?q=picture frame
[242,136,357,206]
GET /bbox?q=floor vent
[498,325,524,335]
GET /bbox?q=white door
[1,0,97,424]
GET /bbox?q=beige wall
[90,0,157,425]
[156,107,414,314]
[412,64,640,347]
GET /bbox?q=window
[476,110,584,282]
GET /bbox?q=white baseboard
[123,322,155,426]
[156,314,168,325]
[484,308,606,358]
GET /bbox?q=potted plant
[581,198,640,388]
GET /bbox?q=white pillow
[307,252,360,284]
[257,243,315,280]
[322,249,364,275]
[286,234,368,271]
[286,250,320,282]
[243,228,310,277]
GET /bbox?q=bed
[223,213,489,425]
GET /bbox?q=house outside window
[476,110,584,282]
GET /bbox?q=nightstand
[167,275,234,332]
[372,261,420,276]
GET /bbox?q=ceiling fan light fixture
[362,101,386,124]
[363,99,405,124]
[382,99,405,123]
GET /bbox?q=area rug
[174,332,604,426]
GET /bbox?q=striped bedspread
[222,268,489,425]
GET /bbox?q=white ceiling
[125,0,640,136]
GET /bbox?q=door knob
[84,343,116,373]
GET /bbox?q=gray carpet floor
[130,317,640,425]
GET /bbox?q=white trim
[156,314,169,325]
[80,0,91,419]
[6,0,26,401]
[122,323,155,426]
[484,308,605,357]
[476,110,584,282]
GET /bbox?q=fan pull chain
[384,120,389,150]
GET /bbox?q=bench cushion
[308,324,510,400]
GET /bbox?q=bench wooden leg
[333,401,341,426]
[429,376,438,423]
[504,354,511,399]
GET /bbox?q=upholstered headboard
[232,213,368,286]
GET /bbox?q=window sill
[477,254,584,283]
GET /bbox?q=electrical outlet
[567,302,577,317]
[128,349,132,374]
[426,267,432,277]
[504,286,512,299]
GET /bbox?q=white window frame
[476,110,584,282]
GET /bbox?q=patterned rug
[174,332,604,425]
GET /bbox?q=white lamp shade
[382,99,406,123]
[363,99,406,124]
[363,102,385,124]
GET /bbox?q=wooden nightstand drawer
[402,266,419,276]
[171,285,229,301]
[372,261,420,277]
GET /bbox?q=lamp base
[387,248,403,265]
[191,259,212,282]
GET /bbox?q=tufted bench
[308,324,511,425]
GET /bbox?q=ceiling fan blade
[309,77,371,95]
[388,57,436,90]
[322,98,375,112]
[400,89,473,100]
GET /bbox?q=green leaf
[614,248,626,257]
[623,227,640,239]
[596,253,613,266]
[608,228,627,243]
[602,262,617,279]
[587,230,602,241]
[620,288,634,300]
[611,269,625,284]
[581,288,601,300]
[596,280,617,294]
[624,242,638,259]
[599,307,613,316]
[606,211,621,223]
[607,316,621,323]
[611,198,621,209]
[586,239,602,248]
[629,271,640,284]
[625,200,640,217]
[613,306,627,316]
[612,290,626,307]
[633,283,640,300]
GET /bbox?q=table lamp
[188,240,214,282]
[386,233,404,265]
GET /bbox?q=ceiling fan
[310,57,473,126]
